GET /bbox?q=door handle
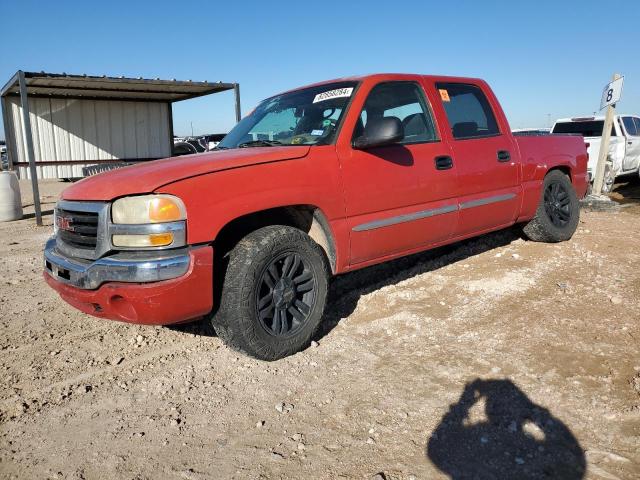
[497,150,511,162]
[629,141,633,145]
[434,155,454,170]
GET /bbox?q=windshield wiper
[237,139,283,148]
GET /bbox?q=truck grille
[54,200,108,261]
[56,208,99,249]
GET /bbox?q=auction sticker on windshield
[313,87,353,103]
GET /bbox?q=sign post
[592,73,623,196]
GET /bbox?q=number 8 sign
[600,76,624,110]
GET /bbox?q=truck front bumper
[43,238,213,325]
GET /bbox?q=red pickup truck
[44,74,588,360]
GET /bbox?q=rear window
[552,121,616,137]
[436,83,500,139]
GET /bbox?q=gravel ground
[1,178,639,480]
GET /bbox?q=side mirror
[353,117,404,149]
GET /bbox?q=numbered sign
[600,76,624,110]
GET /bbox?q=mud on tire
[211,225,329,361]
[523,170,580,242]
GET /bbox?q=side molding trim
[352,193,516,232]
[459,193,516,210]
[353,204,457,232]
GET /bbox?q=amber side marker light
[149,197,183,223]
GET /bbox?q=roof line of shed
[1,70,238,102]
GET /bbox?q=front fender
[156,150,350,269]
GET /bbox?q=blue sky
[1,0,639,139]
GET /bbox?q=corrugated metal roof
[1,71,236,102]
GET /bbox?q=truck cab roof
[277,73,486,97]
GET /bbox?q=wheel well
[214,205,336,273]
[548,165,571,180]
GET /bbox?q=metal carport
[1,71,241,225]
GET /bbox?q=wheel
[211,225,329,361]
[522,170,579,242]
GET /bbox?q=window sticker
[439,89,450,102]
[310,129,324,136]
[313,87,354,104]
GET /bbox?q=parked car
[173,134,227,156]
[205,133,226,150]
[173,136,207,156]
[44,73,588,360]
[551,115,640,192]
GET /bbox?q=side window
[436,83,500,139]
[634,118,640,136]
[622,116,638,136]
[354,82,438,144]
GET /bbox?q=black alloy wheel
[522,169,579,243]
[255,252,316,337]
[543,181,571,227]
[211,225,329,361]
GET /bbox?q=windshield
[217,81,358,149]
[552,121,616,137]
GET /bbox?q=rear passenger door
[434,82,520,237]
[621,116,640,172]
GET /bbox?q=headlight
[112,194,186,224]
[110,195,187,249]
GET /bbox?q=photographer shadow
[427,379,585,480]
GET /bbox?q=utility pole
[592,73,622,196]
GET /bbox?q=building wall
[5,97,171,179]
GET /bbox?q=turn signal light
[112,232,174,248]
[149,197,183,223]
[149,232,174,246]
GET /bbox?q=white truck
[550,115,640,192]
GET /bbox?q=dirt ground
[1,177,639,480]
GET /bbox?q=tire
[211,225,329,361]
[522,170,579,242]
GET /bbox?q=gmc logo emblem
[56,215,74,232]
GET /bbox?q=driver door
[337,81,458,265]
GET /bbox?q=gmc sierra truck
[44,74,589,360]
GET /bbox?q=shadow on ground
[171,226,524,343]
[582,175,640,214]
[427,378,586,480]
[23,209,54,220]
[610,174,640,205]
[314,226,523,340]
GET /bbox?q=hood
[62,146,311,201]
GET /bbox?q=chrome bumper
[44,238,191,290]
